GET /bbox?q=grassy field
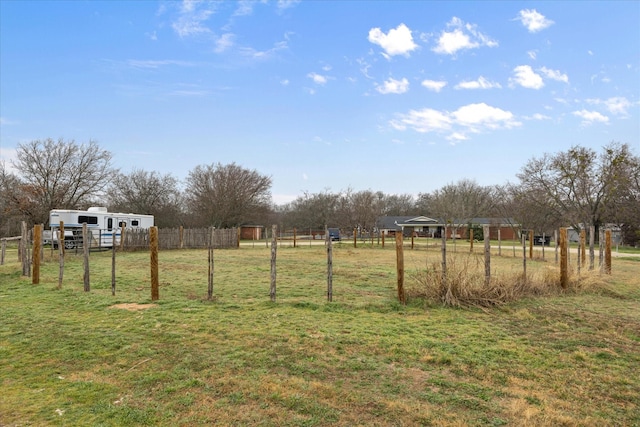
[1,242,639,426]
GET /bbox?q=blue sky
[1,1,639,205]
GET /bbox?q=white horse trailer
[49,207,154,249]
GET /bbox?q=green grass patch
[1,245,639,426]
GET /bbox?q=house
[376,216,439,237]
[376,216,521,240]
[567,225,622,244]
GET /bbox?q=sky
[1,1,639,205]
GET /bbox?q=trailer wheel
[64,240,76,250]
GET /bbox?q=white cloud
[516,9,554,33]
[239,40,288,59]
[572,109,609,125]
[307,72,328,85]
[452,103,520,130]
[214,33,235,53]
[432,17,497,55]
[0,116,16,126]
[455,76,501,90]
[390,108,452,133]
[528,113,551,120]
[391,102,520,140]
[447,132,468,143]
[280,79,289,86]
[604,97,632,115]
[126,59,195,69]
[368,23,418,58]
[510,65,544,89]
[172,0,216,38]
[233,1,254,17]
[587,97,632,116]
[421,79,447,92]
[277,0,300,11]
[376,77,409,94]
[527,50,537,60]
[539,66,569,83]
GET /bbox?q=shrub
[408,255,606,308]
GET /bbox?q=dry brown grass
[408,254,608,308]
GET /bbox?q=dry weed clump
[408,255,607,308]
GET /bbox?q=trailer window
[131,220,140,226]
[78,215,98,225]
[107,218,113,231]
[119,221,127,228]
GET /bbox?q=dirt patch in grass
[109,303,157,311]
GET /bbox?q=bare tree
[185,163,272,228]
[383,193,416,216]
[427,179,496,239]
[517,142,638,236]
[0,162,24,235]
[351,190,386,235]
[106,169,183,228]
[7,138,115,225]
[284,190,338,230]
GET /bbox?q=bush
[408,255,606,308]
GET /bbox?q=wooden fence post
[522,233,527,283]
[111,236,116,296]
[589,225,595,271]
[580,229,586,268]
[498,227,502,256]
[529,230,534,259]
[441,225,447,289]
[395,232,405,305]
[208,227,214,300]
[326,226,333,302]
[353,228,357,248]
[382,232,385,248]
[150,226,159,300]
[270,225,277,302]
[21,221,29,277]
[554,229,559,264]
[293,227,297,248]
[599,229,604,271]
[605,229,612,275]
[32,225,41,285]
[469,228,474,253]
[83,223,90,292]
[58,229,64,290]
[483,225,490,286]
[120,224,126,251]
[577,230,582,275]
[1,239,5,265]
[560,227,568,289]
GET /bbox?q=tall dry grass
[408,254,607,308]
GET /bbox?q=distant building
[376,216,521,240]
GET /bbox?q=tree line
[1,138,639,246]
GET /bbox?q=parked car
[328,228,341,241]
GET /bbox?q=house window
[78,215,98,225]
